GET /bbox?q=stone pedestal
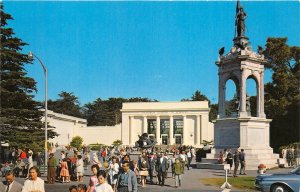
[201,117,279,170]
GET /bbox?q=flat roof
[121,101,209,112]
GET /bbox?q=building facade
[46,110,87,146]
[121,101,213,147]
[47,101,213,147]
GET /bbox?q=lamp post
[28,51,48,167]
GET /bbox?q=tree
[209,104,218,122]
[0,4,57,160]
[181,90,219,122]
[181,90,210,103]
[48,91,83,118]
[264,37,300,152]
[83,97,156,126]
[70,136,83,150]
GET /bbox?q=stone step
[201,158,219,164]
[195,162,279,171]
[195,163,226,170]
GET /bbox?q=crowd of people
[60,145,196,191]
[281,147,300,167]
[217,148,246,177]
[0,145,196,192]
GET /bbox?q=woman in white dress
[108,156,119,191]
[22,166,45,192]
[26,152,33,178]
[76,155,84,182]
[95,171,113,192]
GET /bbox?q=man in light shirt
[0,171,23,192]
[179,151,187,173]
[186,150,193,170]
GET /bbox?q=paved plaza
[8,149,293,192]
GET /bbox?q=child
[69,185,77,192]
[95,171,113,192]
[87,164,99,192]
[173,158,184,188]
[60,158,70,183]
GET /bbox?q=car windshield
[290,166,300,174]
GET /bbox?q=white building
[46,110,87,146]
[121,101,213,147]
[48,101,213,147]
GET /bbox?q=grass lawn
[201,176,256,191]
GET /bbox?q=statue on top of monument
[235,0,247,37]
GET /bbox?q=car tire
[271,184,289,192]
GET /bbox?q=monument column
[182,115,186,145]
[143,116,147,133]
[239,69,247,117]
[156,116,161,144]
[129,116,133,145]
[169,115,174,145]
[218,75,226,118]
[259,71,266,118]
[196,115,201,146]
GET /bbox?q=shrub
[70,136,83,150]
[88,143,104,151]
[112,139,122,146]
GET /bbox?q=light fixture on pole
[28,51,48,167]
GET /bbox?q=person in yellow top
[172,158,184,188]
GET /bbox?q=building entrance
[161,135,168,145]
[175,134,182,145]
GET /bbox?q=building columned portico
[121,101,213,147]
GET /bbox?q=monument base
[198,117,279,170]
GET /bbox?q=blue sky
[3,1,300,105]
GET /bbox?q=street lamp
[28,51,48,167]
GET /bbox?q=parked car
[255,166,300,192]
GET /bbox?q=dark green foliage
[225,94,239,117]
[47,91,83,118]
[264,37,300,152]
[112,139,122,146]
[182,90,218,122]
[83,97,156,126]
[249,96,257,117]
[181,90,210,103]
[0,4,57,157]
[209,104,218,122]
[70,136,83,150]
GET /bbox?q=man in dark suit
[155,152,168,186]
[0,171,23,192]
[148,152,156,184]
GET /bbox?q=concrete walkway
[10,149,295,192]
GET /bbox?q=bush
[112,139,122,146]
[70,136,83,150]
[88,144,105,151]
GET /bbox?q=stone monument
[200,0,279,170]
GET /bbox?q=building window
[174,119,183,135]
[160,119,170,135]
[147,119,156,134]
[175,135,182,145]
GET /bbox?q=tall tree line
[0,4,57,159]
[47,92,157,126]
